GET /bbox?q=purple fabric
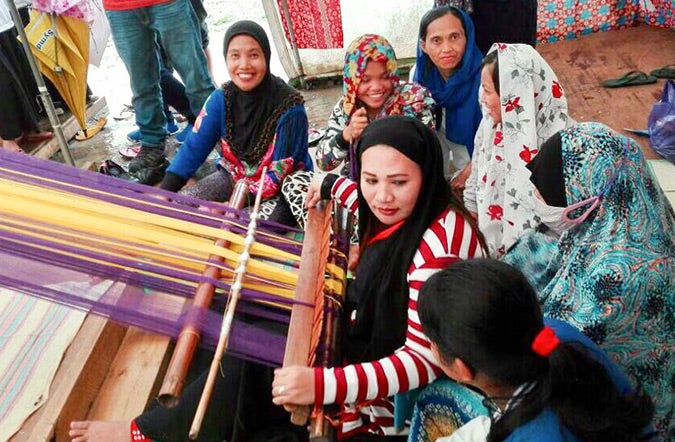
[0,150,346,366]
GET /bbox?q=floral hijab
[505,123,675,436]
[467,43,571,255]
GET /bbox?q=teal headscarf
[505,122,675,437]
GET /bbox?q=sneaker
[128,146,167,174]
[127,128,142,143]
[175,124,193,144]
[126,119,180,142]
[166,118,180,136]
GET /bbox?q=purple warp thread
[0,150,345,366]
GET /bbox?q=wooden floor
[537,24,675,159]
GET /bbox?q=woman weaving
[273,115,487,439]
[69,116,485,441]
[159,20,312,225]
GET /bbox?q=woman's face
[420,13,467,79]
[360,145,423,226]
[356,61,394,114]
[480,65,501,124]
[226,35,267,91]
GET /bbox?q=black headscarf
[222,20,303,164]
[527,131,567,208]
[344,116,453,363]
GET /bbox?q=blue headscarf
[414,6,483,156]
[505,123,675,437]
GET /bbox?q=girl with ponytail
[412,259,655,442]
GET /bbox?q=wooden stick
[282,202,333,425]
[188,170,266,440]
[158,181,248,406]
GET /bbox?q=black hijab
[344,116,453,363]
[527,131,567,208]
[223,21,303,164]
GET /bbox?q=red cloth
[276,0,343,49]
[103,0,172,11]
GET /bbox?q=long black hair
[344,116,485,363]
[418,259,654,442]
[418,5,466,42]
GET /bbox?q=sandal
[113,104,135,121]
[75,117,108,141]
[602,70,657,88]
[119,144,141,159]
[650,64,675,79]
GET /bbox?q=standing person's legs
[151,0,214,120]
[106,7,168,180]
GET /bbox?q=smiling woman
[157,20,313,226]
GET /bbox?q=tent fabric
[538,0,675,43]
[276,0,343,49]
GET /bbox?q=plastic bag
[648,79,675,164]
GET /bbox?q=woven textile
[276,0,343,49]
[538,0,675,43]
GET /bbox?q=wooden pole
[188,170,266,440]
[282,202,333,425]
[157,181,248,407]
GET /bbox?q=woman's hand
[451,163,472,192]
[305,175,324,209]
[342,107,369,143]
[272,366,316,406]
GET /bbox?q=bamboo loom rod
[158,181,249,407]
[189,169,267,440]
[282,202,333,426]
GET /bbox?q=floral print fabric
[464,43,572,256]
[506,122,675,437]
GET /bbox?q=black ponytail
[418,259,654,442]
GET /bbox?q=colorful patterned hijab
[469,43,571,255]
[342,33,433,119]
[342,34,435,178]
[414,6,483,155]
[506,122,675,436]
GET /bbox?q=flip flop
[113,104,134,121]
[75,117,108,141]
[118,144,141,158]
[650,64,675,79]
[602,70,657,88]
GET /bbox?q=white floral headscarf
[465,43,573,255]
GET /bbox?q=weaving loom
[0,150,347,441]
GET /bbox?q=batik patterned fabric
[275,0,342,49]
[464,43,572,256]
[537,0,674,43]
[505,122,675,437]
[408,379,489,442]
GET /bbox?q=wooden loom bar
[157,181,249,406]
[283,202,333,427]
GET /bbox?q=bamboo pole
[188,170,266,440]
[157,181,248,406]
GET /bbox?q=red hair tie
[531,326,560,357]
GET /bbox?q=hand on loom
[305,176,324,209]
[271,366,315,406]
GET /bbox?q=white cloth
[0,3,14,32]
[436,415,491,442]
[464,44,573,256]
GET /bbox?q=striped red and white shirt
[316,176,484,438]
